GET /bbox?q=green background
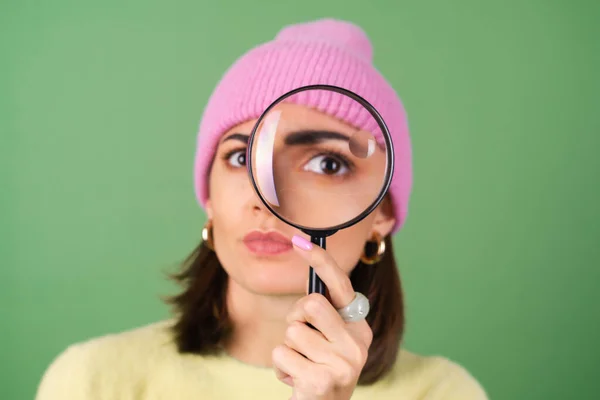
[2,0,599,399]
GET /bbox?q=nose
[244,174,274,219]
[250,192,266,214]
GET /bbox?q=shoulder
[382,349,488,399]
[35,320,178,400]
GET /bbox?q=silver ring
[336,292,370,322]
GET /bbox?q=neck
[222,278,301,367]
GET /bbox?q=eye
[226,149,246,168]
[303,154,350,176]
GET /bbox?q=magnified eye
[303,153,350,176]
[227,149,246,167]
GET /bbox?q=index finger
[291,235,356,309]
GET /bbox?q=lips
[243,230,293,255]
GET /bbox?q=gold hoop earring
[360,232,386,265]
[202,220,214,251]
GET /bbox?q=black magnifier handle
[308,236,326,296]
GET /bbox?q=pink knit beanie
[194,18,413,233]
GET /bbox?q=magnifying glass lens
[249,87,391,232]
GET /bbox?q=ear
[369,198,396,239]
[205,199,214,220]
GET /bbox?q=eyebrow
[284,130,350,145]
[221,133,249,144]
[219,130,350,146]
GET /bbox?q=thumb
[275,365,294,387]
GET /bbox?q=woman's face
[205,104,396,296]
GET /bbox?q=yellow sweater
[36,320,488,400]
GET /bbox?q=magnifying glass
[247,84,394,297]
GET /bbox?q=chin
[238,262,308,296]
[216,244,310,295]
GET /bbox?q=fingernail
[291,235,312,251]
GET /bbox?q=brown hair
[165,231,405,385]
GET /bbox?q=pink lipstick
[243,230,293,255]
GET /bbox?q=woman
[36,19,487,400]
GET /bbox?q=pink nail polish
[292,235,313,251]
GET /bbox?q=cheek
[208,164,249,229]
[327,219,374,273]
